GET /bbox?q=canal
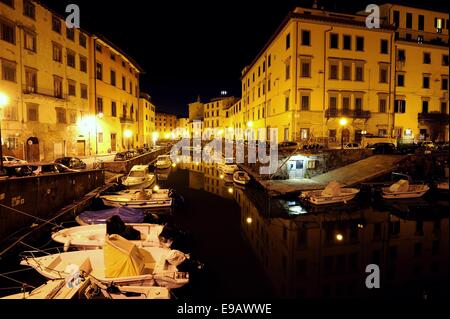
[0,161,448,300]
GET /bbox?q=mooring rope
[0,204,61,228]
[0,273,36,289]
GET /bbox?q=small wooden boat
[21,235,189,289]
[155,155,172,169]
[218,163,238,175]
[52,223,171,250]
[382,184,429,199]
[122,165,156,189]
[101,189,173,209]
[233,171,251,185]
[437,181,449,192]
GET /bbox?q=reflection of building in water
[178,161,235,200]
[235,188,449,299]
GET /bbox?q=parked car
[278,141,299,151]
[435,142,449,151]
[2,156,27,165]
[3,164,34,178]
[344,143,361,149]
[397,143,419,154]
[114,151,134,161]
[55,157,87,169]
[29,163,78,175]
[372,143,396,155]
[417,141,435,150]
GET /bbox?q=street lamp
[0,92,10,173]
[339,118,348,150]
[124,129,133,150]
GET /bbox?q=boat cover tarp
[78,207,144,224]
[104,234,145,278]
[321,181,341,196]
[389,179,409,193]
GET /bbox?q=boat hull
[381,185,429,199]
[301,189,359,205]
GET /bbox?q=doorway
[111,133,117,152]
[26,137,40,162]
[77,140,86,156]
[342,129,350,144]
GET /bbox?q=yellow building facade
[155,112,177,140]
[1,0,90,161]
[138,92,156,147]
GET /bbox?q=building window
[342,63,351,80]
[52,43,62,62]
[418,15,424,31]
[330,33,339,49]
[397,49,406,62]
[80,84,88,99]
[0,19,16,44]
[381,39,389,54]
[268,54,271,67]
[394,99,406,113]
[285,95,289,111]
[422,100,429,113]
[285,60,290,80]
[80,56,87,72]
[379,65,388,83]
[393,10,400,27]
[343,35,351,50]
[356,36,364,51]
[26,103,38,122]
[423,52,431,64]
[355,97,363,111]
[441,102,447,114]
[1,59,16,82]
[79,33,86,48]
[443,55,449,66]
[301,30,310,46]
[342,96,350,114]
[378,129,387,137]
[300,94,310,111]
[96,97,103,114]
[286,33,290,49]
[329,129,337,140]
[442,77,448,90]
[122,76,126,90]
[112,101,117,117]
[23,31,36,52]
[435,18,443,33]
[379,97,387,113]
[300,128,309,141]
[329,96,337,110]
[423,75,430,88]
[96,62,103,80]
[329,62,339,80]
[24,67,37,93]
[355,64,364,81]
[53,76,63,98]
[406,13,413,29]
[110,69,116,86]
[68,79,76,96]
[300,59,311,78]
[96,43,102,52]
[397,74,405,87]
[66,26,74,41]
[55,107,66,124]
[52,16,61,33]
[67,49,76,68]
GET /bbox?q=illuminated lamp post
[339,118,348,150]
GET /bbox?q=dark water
[1,163,448,300]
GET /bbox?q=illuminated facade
[155,112,177,139]
[138,92,156,147]
[1,0,90,161]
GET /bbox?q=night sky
[39,0,448,117]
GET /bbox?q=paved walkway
[311,155,407,186]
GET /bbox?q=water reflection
[234,187,448,299]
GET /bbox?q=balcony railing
[22,85,67,100]
[120,116,135,124]
[418,112,448,124]
[325,109,371,119]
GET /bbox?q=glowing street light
[247,121,253,128]
[228,187,233,194]
[339,118,348,150]
[246,217,253,224]
[336,233,344,242]
[0,92,9,107]
[124,129,133,150]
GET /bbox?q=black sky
[39,0,448,117]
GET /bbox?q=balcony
[22,85,67,100]
[120,116,135,124]
[325,109,371,119]
[418,112,448,124]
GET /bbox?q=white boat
[122,165,156,189]
[382,180,429,199]
[300,181,359,205]
[437,181,449,191]
[52,223,171,250]
[155,155,172,169]
[21,234,189,289]
[218,161,238,175]
[233,171,251,185]
[101,188,173,209]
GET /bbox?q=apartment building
[155,112,177,139]
[138,92,156,147]
[203,96,237,138]
[1,0,90,161]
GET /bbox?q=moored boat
[122,165,156,189]
[76,207,145,225]
[101,189,173,209]
[155,155,172,169]
[21,235,189,289]
[381,179,429,199]
[233,171,251,185]
[300,181,359,205]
